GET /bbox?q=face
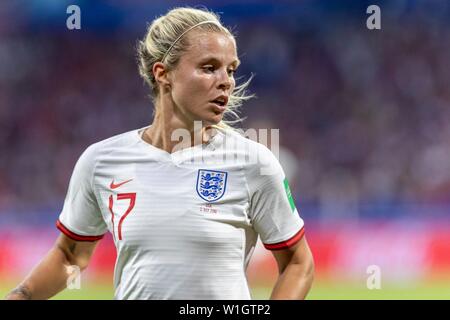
[167,31,239,126]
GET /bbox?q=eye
[227,69,236,76]
[202,65,215,73]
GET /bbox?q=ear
[152,62,171,89]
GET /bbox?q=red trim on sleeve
[263,227,305,251]
[56,220,105,242]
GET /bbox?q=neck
[143,96,216,154]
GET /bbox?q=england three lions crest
[196,169,228,202]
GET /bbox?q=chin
[208,116,224,126]
[198,114,223,127]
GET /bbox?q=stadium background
[1,0,450,299]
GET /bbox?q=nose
[217,68,232,91]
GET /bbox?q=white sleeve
[246,143,305,250]
[56,144,107,241]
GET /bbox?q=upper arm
[55,233,100,271]
[247,145,305,248]
[58,145,108,238]
[56,144,107,253]
[54,145,106,270]
[271,235,314,275]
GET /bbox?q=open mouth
[210,96,228,115]
[210,97,227,107]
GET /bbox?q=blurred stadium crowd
[0,1,449,225]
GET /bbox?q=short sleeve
[57,144,107,241]
[246,144,305,250]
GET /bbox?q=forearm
[270,262,314,300]
[5,246,77,300]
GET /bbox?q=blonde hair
[137,7,254,129]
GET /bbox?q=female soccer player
[6,7,314,300]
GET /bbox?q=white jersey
[57,126,305,300]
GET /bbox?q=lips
[210,103,226,115]
[210,95,228,107]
